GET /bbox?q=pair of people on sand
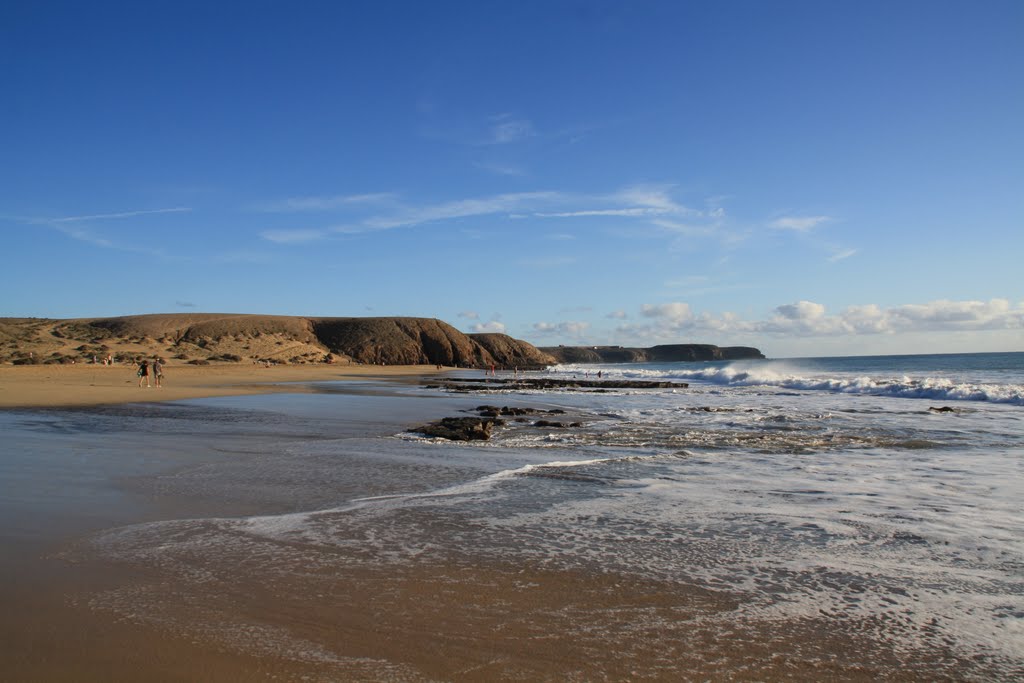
[137,358,164,388]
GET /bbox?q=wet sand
[0,368,447,682]
[0,362,446,409]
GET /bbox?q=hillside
[0,314,555,368]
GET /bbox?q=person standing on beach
[137,359,150,388]
[152,357,163,387]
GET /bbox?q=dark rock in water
[436,377,686,391]
[530,419,584,428]
[473,405,568,417]
[410,416,504,441]
[929,406,956,413]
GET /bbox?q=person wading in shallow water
[137,359,150,388]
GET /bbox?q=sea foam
[548,362,1024,405]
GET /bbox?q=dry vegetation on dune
[0,314,555,369]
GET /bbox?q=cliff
[540,344,765,364]
[0,314,555,368]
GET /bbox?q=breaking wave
[549,363,1024,405]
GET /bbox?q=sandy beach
[0,362,446,409]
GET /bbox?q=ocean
[3,353,1022,680]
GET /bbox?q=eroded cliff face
[313,317,474,366]
[540,344,765,364]
[311,320,555,367]
[468,333,557,368]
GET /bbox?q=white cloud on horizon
[458,310,480,320]
[641,302,694,322]
[532,320,591,338]
[605,298,1024,346]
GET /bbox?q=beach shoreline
[0,362,449,410]
[2,359,1018,680]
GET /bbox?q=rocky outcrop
[540,344,765,364]
[469,333,556,368]
[409,416,504,441]
[312,318,555,368]
[312,317,476,366]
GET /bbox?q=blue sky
[2,1,1021,357]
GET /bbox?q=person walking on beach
[137,359,150,388]
[152,357,163,388]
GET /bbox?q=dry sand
[0,362,446,409]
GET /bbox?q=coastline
[2,358,1018,680]
[0,362,448,410]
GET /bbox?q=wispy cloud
[20,206,189,257]
[537,207,664,218]
[534,184,699,221]
[261,228,329,244]
[361,192,560,232]
[258,190,566,244]
[827,247,858,262]
[252,184,816,258]
[49,207,192,223]
[474,161,528,177]
[487,114,536,145]
[769,215,831,232]
[254,193,396,212]
[46,224,166,257]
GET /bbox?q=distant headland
[0,314,763,368]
